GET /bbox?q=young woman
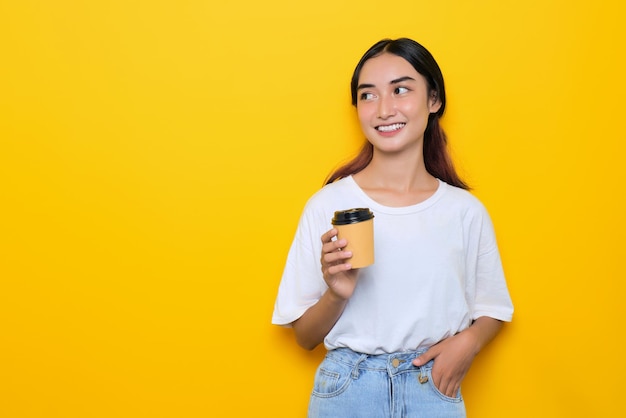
[272,38,513,418]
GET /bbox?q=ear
[428,91,442,114]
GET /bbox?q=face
[356,53,441,155]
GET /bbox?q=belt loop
[417,363,429,384]
[351,353,368,379]
[415,351,429,384]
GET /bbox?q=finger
[327,261,353,275]
[412,345,439,366]
[429,364,449,396]
[443,380,458,398]
[438,376,451,397]
[449,383,460,398]
[322,238,347,256]
[323,249,352,264]
[434,369,458,398]
[320,228,338,244]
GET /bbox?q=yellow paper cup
[331,208,375,268]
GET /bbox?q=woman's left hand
[412,331,478,397]
[411,317,503,397]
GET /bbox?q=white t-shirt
[272,176,513,355]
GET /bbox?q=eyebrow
[357,76,416,91]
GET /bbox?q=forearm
[464,316,504,355]
[291,290,348,350]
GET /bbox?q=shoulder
[439,182,490,218]
[293,177,359,230]
[304,176,357,210]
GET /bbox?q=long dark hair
[325,38,469,190]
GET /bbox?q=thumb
[412,346,438,366]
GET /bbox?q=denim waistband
[325,347,433,374]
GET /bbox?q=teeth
[377,123,405,132]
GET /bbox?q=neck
[357,148,437,193]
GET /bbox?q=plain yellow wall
[1,1,625,417]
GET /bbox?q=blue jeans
[308,348,466,418]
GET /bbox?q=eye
[394,86,409,95]
[360,92,376,101]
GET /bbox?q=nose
[377,95,396,119]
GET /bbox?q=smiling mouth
[376,123,406,132]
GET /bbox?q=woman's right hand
[291,228,359,350]
[320,228,359,300]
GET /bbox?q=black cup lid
[331,208,374,225]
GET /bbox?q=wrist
[325,288,349,304]
[463,326,484,355]
[466,316,503,354]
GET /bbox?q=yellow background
[1,1,624,417]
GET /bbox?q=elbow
[296,337,320,351]
[292,319,322,351]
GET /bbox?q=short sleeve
[469,206,514,322]
[272,207,328,326]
